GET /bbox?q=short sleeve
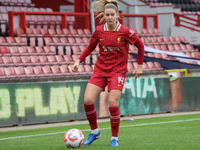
[89,28,99,46]
[124,27,139,45]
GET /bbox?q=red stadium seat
[11,56,23,66]
[55,55,67,65]
[51,65,63,76]
[154,62,164,71]
[35,46,46,55]
[69,29,79,37]
[0,37,9,46]
[84,65,93,74]
[60,65,71,76]
[0,68,6,79]
[30,56,41,65]
[77,65,87,75]
[84,29,92,37]
[33,66,45,77]
[146,62,157,71]
[77,29,87,37]
[4,67,16,78]
[128,54,137,61]
[63,55,75,64]
[21,56,32,66]
[127,62,135,73]
[154,53,162,59]
[9,47,19,56]
[2,56,14,66]
[72,46,82,55]
[18,47,29,55]
[14,67,26,78]
[38,56,49,65]
[5,37,18,46]
[27,46,38,55]
[24,66,36,78]
[46,55,58,65]
[42,66,54,77]
[43,46,55,55]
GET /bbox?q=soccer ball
[64,129,84,148]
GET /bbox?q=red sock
[84,104,98,130]
[109,106,120,137]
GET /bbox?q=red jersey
[79,21,144,77]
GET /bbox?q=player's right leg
[83,78,105,145]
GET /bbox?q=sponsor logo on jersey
[100,38,104,41]
[129,29,134,37]
[117,37,121,43]
[102,46,120,52]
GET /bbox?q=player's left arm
[132,38,144,79]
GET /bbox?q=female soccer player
[72,0,144,147]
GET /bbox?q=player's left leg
[108,89,122,147]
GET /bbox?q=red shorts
[88,73,126,92]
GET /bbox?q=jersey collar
[104,21,121,31]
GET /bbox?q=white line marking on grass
[0,118,199,141]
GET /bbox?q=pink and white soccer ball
[64,129,84,148]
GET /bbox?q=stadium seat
[30,56,41,65]
[20,56,32,66]
[163,37,171,45]
[84,29,92,37]
[56,28,71,37]
[4,67,16,78]
[156,37,165,45]
[62,28,72,37]
[5,37,18,46]
[160,45,168,51]
[68,37,78,46]
[77,29,87,37]
[0,68,6,79]
[43,46,55,55]
[84,65,93,74]
[46,55,58,65]
[14,67,26,78]
[167,44,175,52]
[27,46,38,55]
[154,62,164,71]
[42,66,54,77]
[8,47,19,56]
[146,62,157,71]
[186,44,194,52]
[0,37,9,46]
[11,56,23,66]
[38,56,50,65]
[129,45,138,52]
[24,66,36,78]
[154,29,162,36]
[82,37,90,45]
[33,66,45,77]
[169,36,179,44]
[55,55,67,65]
[14,37,27,46]
[63,55,75,64]
[154,53,162,59]
[18,47,29,55]
[127,62,135,73]
[75,37,86,46]
[142,29,151,36]
[50,65,63,76]
[59,65,71,75]
[146,53,155,58]
[142,62,151,72]
[71,46,82,55]
[154,45,161,50]
[2,56,14,66]
[35,46,46,55]
[77,65,87,75]
[69,29,79,37]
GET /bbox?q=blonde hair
[91,0,119,23]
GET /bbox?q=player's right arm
[72,29,99,72]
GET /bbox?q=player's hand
[132,64,143,79]
[72,59,81,72]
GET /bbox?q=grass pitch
[0,114,200,150]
